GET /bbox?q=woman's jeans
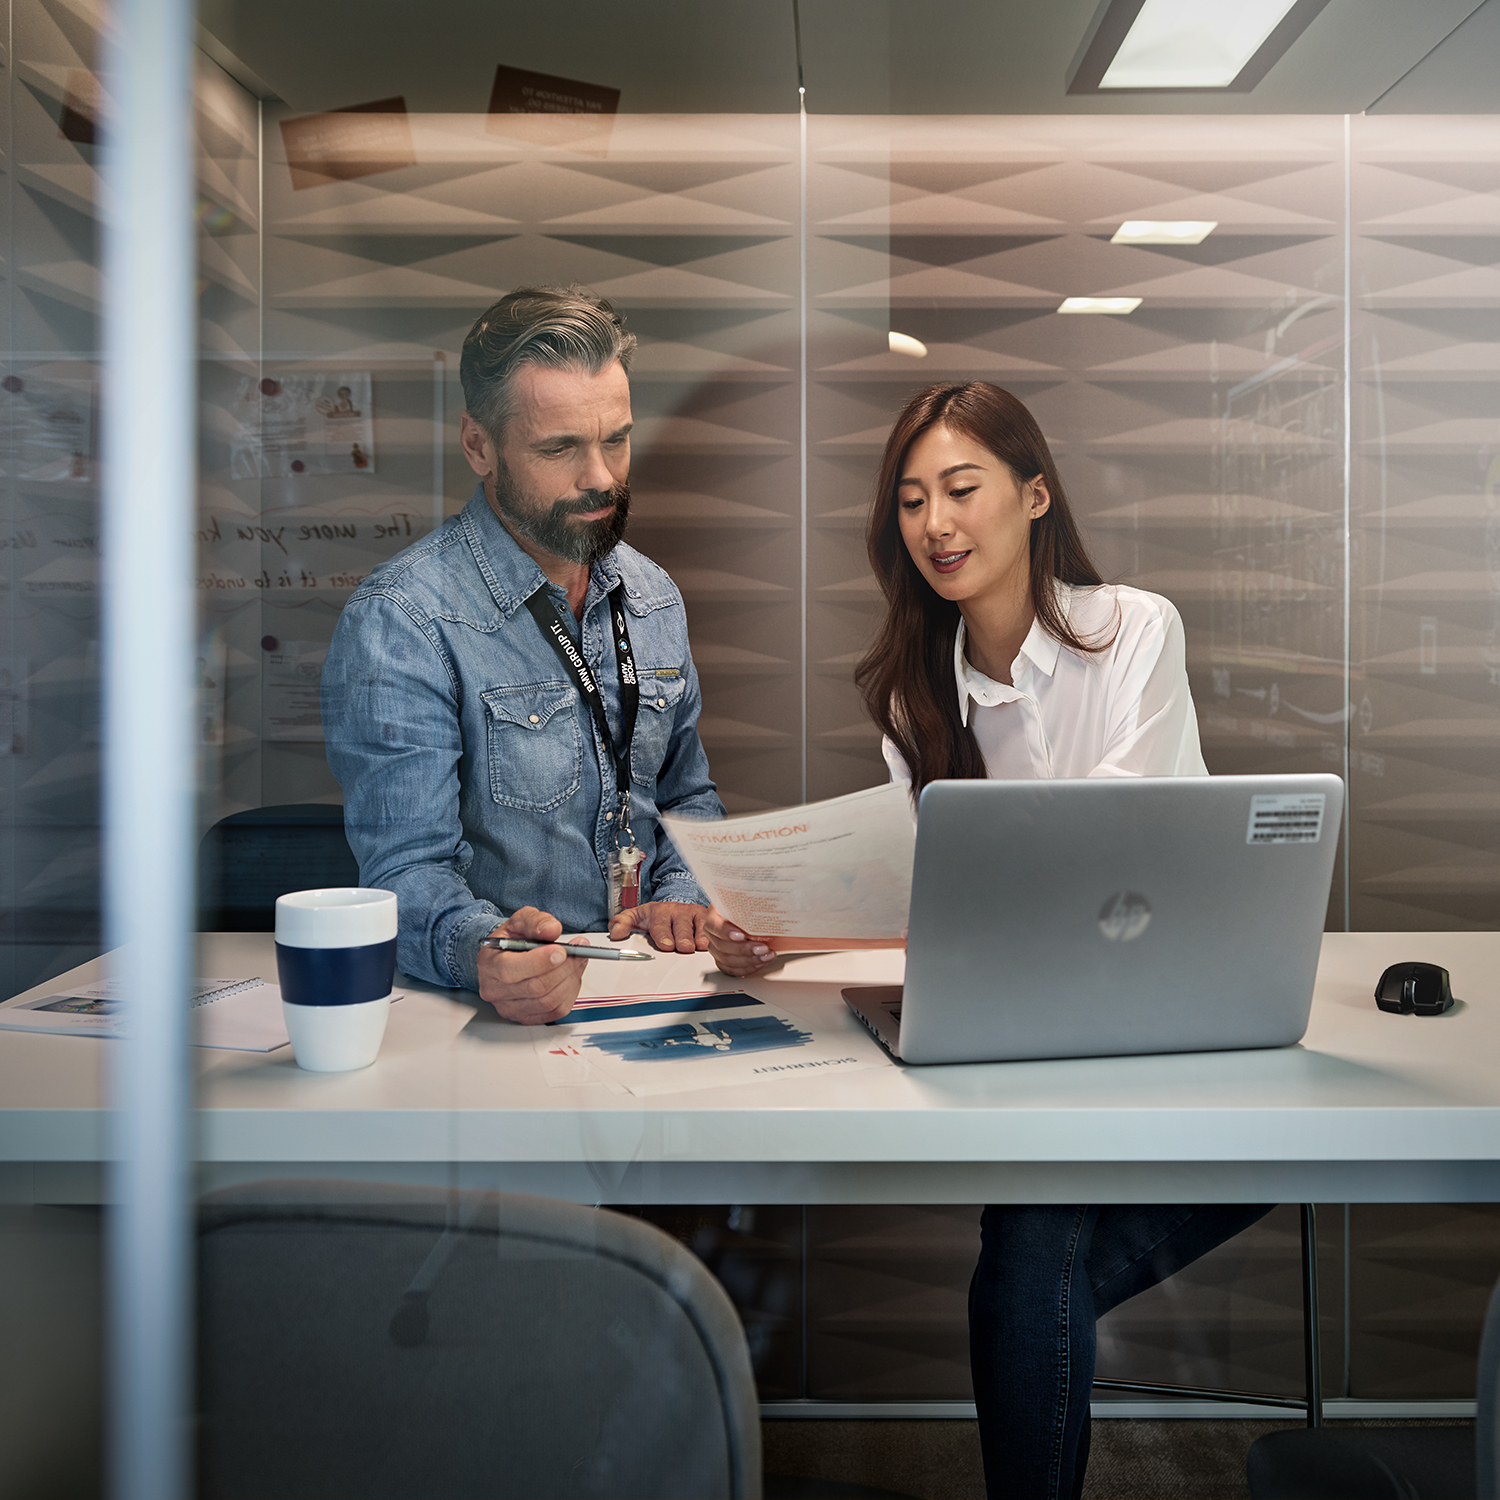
[969,1202,1275,1500]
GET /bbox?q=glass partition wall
[219,96,1500,1407]
[5,1,1500,1488]
[217,95,1500,1405]
[212,103,1500,941]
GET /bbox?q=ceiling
[196,0,1500,116]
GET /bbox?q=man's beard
[490,462,630,567]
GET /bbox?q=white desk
[3,932,1500,1206]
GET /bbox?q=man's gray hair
[460,285,636,439]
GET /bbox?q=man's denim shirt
[322,485,723,991]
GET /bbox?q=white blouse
[882,582,1207,786]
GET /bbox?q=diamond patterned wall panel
[247,110,800,814]
[1351,117,1500,929]
[806,118,1348,863]
[631,1204,804,1400]
[1095,1203,1347,1402]
[806,1204,982,1399]
[1349,1203,1500,1398]
[804,1202,1347,1403]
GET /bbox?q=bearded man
[322,286,723,1023]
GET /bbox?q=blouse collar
[952,582,1071,727]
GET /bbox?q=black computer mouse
[1374,962,1454,1015]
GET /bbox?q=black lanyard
[524,582,639,813]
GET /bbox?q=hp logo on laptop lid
[1098,891,1152,942]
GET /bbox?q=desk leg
[1301,1203,1324,1429]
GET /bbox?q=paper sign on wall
[262,639,327,743]
[230,372,375,479]
[0,378,94,481]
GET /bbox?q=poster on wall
[0,377,95,481]
[261,639,327,743]
[0,659,27,756]
[485,64,618,153]
[279,97,416,190]
[230,372,375,479]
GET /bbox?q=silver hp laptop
[842,773,1343,1065]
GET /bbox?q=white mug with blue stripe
[274,888,397,1071]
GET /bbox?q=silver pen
[480,937,654,963]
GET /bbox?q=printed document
[535,989,885,1097]
[527,939,890,1096]
[661,781,915,950]
[0,977,394,1052]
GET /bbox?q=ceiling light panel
[1112,220,1217,244]
[1066,0,1333,95]
[1101,0,1299,88]
[1058,297,1142,315]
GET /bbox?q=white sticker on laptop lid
[1247,792,1326,845]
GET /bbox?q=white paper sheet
[661,781,915,949]
[261,640,327,743]
[229,370,375,479]
[0,977,397,1052]
[195,982,292,1052]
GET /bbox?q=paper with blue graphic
[535,984,886,1097]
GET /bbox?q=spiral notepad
[190,978,267,1007]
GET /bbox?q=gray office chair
[197,1180,763,1499]
[1244,1261,1500,1498]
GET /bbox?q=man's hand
[704,907,774,977]
[477,907,588,1025]
[607,900,711,954]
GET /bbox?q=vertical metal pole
[433,352,447,531]
[1342,112,1353,933]
[102,0,198,1495]
[1301,1204,1324,1429]
[1343,1201,1353,1398]
[795,0,808,805]
[800,1203,809,1399]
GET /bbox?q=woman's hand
[704,907,774,977]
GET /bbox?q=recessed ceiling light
[1112,220,1217,245]
[1058,297,1142,315]
[1067,0,1331,94]
[888,331,928,358]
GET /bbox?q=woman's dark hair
[855,382,1113,795]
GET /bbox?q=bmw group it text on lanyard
[523,582,644,916]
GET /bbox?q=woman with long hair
[858,379,1208,791]
[710,383,1270,1499]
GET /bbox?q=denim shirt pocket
[483,680,582,811]
[630,671,687,787]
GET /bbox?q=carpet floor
[761,1418,1474,1500]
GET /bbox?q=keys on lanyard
[609,835,645,914]
[523,581,642,917]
